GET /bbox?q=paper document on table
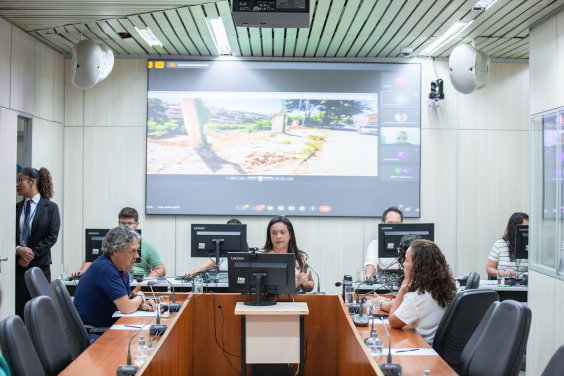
[388,348,438,356]
[111,324,152,330]
[112,310,156,318]
[369,319,389,324]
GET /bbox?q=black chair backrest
[24,296,72,376]
[459,301,500,375]
[463,300,531,376]
[0,315,46,376]
[433,289,499,371]
[466,271,480,290]
[24,267,53,299]
[50,279,90,360]
[541,343,564,376]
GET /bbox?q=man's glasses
[119,221,137,226]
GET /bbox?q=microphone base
[117,365,139,376]
[169,303,182,313]
[379,363,402,375]
[310,292,326,294]
[348,303,361,314]
[352,313,369,327]
[149,324,168,335]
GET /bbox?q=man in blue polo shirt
[74,226,156,330]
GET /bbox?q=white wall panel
[0,108,18,319]
[63,127,83,271]
[31,118,64,277]
[527,271,557,376]
[82,126,146,227]
[64,58,83,126]
[420,129,458,274]
[33,41,55,121]
[456,130,529,278]
[53,52,63,123]
[0,19,11,109]
[10,26,34,114]
[84,59,148,126]
[530,16,558,115]
[458,63,529,131]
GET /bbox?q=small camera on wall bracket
[428,79,445,107]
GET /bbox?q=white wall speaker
[449,44,490,94]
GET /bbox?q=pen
[396,349,419,353]
[124,325,142,329]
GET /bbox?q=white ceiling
[1,0,562,59]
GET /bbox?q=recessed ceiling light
[207,18,231,56]
[135,27,163,47]
[473,0,499,11]
[421,21,473,56]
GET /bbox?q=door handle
[0,257,7,262]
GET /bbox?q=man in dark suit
[15,167,60,319]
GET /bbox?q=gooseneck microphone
[378,317,402,376]
[138,257,182,313]
[300,255,324,294]
[116,314,156,375]
[147,281,167,335]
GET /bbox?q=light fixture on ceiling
[421,21,473,56]
[207,18,231,55]
[135,27,163,47]
[473,0,499,11]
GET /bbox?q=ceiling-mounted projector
[231,0,309,28]
[71,40,114,89]
[449,44,490,94]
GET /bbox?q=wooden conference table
[60,293,457,376]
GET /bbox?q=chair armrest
[84,325,109,334]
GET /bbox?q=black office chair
[465,271,480,290]
[432,289,499,372]
[459,301,500,373]
[24,266,53,299]
[24,296,72,376]
[461,300,531,376]
[50,279,97,359]
[541,343,564,376]
[0,315,46,376]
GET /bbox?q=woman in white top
[486,212,529,278]
[389,240,457,345]
[261,216,314,292]
[364,207,403,279]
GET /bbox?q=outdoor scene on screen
[146,61,421,217]
[147,93,379,176]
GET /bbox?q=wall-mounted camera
[428,79,445,107]
[400,47,413,58]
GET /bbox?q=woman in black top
[15,167,60,319]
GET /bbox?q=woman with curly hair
[389,239,457,345]
[486,212,529,278]
[15,167,60,319]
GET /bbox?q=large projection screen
[146,61,421,217]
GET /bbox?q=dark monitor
[85,229,142,262]
[228,252,296,306]
[190,224,247,258]
[378,223,434,258]
[515,225,529,260]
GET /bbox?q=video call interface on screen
[146,61,421,217]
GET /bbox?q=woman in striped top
[486,212,529,278]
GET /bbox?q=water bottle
[343,275,353,304]
[365,336,384,356]
[133,336,149,366]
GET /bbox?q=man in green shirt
[70,207,166,278]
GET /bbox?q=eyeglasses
[16,178,32,185]
[119,221,137,226]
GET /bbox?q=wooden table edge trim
[339,295,385,376]
[234,302,309,315]
[137,293,194,373]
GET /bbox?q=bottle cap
[139,335,146,346]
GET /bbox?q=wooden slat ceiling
[3,0,563,59]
